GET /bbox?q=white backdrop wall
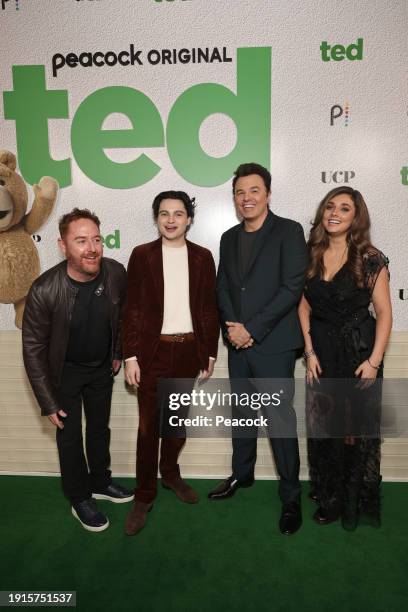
[0,0,407,330]
[1,0,408,479]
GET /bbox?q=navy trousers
[228,348,301,504]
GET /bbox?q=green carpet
[0,476,407,612]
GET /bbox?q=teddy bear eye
[0,180,5,186]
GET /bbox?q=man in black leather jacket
[22,208,133,532]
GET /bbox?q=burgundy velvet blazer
[123,238,219,370]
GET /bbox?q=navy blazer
[217,211,308,355]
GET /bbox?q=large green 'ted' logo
[3,47,271,189]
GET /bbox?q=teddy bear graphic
[0,150,59,328]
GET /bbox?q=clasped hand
[226,321,253,349]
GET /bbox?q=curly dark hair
[152,191,196,220]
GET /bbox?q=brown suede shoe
[162,477,198,504]
[124,501,153,536]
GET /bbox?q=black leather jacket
[22,258,126,416]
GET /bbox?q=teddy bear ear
[0,150,17,171]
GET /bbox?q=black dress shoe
[208,476,253,500]
[72,499,109,532]
[308,490,319,503]
[279,502,302,535]
[313,506,340,525]
[93,481,134,503]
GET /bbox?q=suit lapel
[187,241,200,312]
[149,238,164,309]
[230,225,243,283]
[244,211,276,281]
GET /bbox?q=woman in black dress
[298,187,392,530]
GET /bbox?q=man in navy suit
[208,163,307,535]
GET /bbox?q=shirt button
[241,287,246,291]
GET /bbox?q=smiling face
[233,174,270,230]
[156,198,191,246]
[58,218,103,281]
[322,193,356,237]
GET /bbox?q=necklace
[324,244,348,281]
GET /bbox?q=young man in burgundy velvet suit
[123,191,219,536]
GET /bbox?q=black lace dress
[304,250,389,530]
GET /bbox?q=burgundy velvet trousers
[135,338,201,503]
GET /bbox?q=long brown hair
[307,187,373,285]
